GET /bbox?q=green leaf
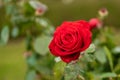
[114,58,120,72]
[84,53,95,62]
[100,72,117,78]
[36,18,49,27]
[35,18,55,35]
[94,48,107,64]
[11,27,19,38]
[36,18,55,35]
[25,70,36,80]
[27,53,37,67]
[112,46,120,54]
[104,46,113,71]
[33,35,51,56]
[85,43,95,53]
[44,25,54,35]
[33,54,54,79]
[104,27,115,48]
[86,72,95,80]
[114,63,120,73]
[1,26,9,44]
[53,61,66,80]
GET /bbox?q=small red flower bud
[89,18,102,30]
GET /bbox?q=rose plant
[0,0,120,80]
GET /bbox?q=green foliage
[64,62,85,80]
[99,72,117,79]
[27,52,38,68]
[25,70,36,80]
[33,35,51,56]
[94,48,107,64]
[114,58,120,73]
[0,25,9,45]
[84,43,95,53]
[53,61,66,80]
[25,34,33,51]
[112,46,120,54]
[104,46,113,71]
[11,27,19,38]
[84,53,95,62]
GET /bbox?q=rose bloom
[49,20,92,63]
[89,18,102,30]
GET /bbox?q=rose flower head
[49,20,92,63]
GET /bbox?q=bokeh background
[0,0,120,80]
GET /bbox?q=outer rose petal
[49,39,59,56]
[60,52,80,63]
[79,29,92,52]
[75,20,90,30]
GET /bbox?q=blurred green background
[41,0,120,27]
[0,41,26,80]
[0,0,120,80]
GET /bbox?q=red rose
[49,20,92,63]
[89,18,102,30]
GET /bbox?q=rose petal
[60,52,80,63]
